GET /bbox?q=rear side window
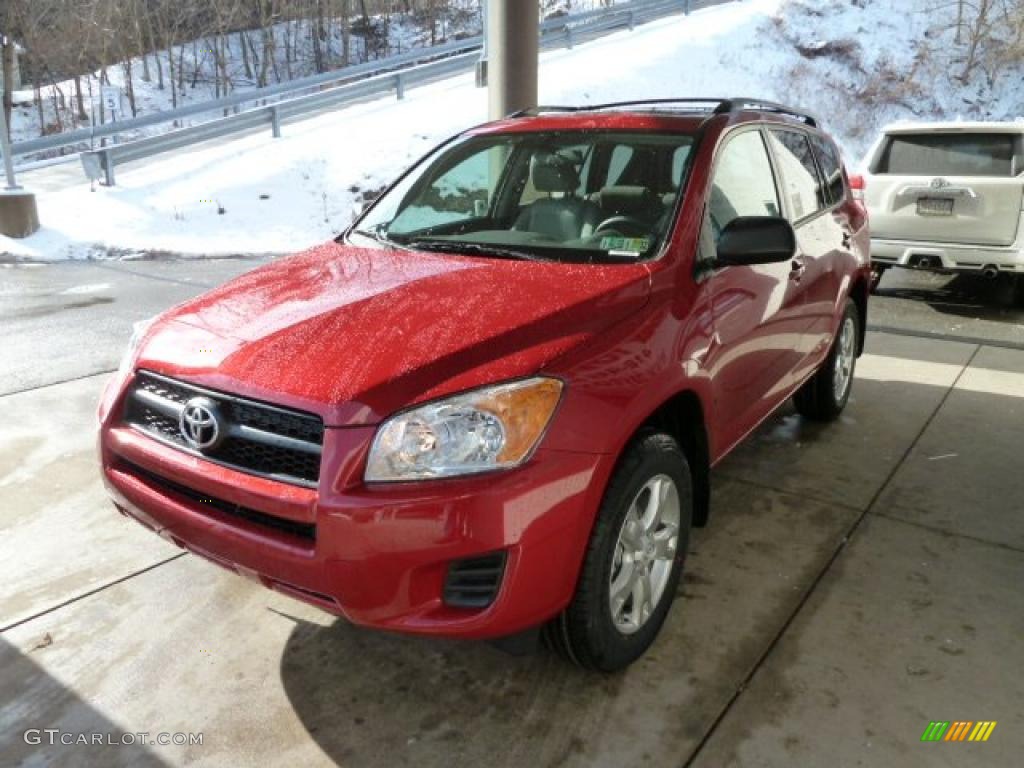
[607,145,635,185]
[768,129,827,221]
[707,130,781,239]
[875,133,1023,177]
[672,145,692,189]
[809,135,845,205]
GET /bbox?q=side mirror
[716,216,796,267]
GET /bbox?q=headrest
[597,185,657,215]
[533,154,580,193]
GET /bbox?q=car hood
[137,241,651,426]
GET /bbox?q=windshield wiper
[349,227,410,250]
[405,239,552,262]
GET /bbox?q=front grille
[123,460,316,543]
[123,371,324,486]
[443,552,507,609]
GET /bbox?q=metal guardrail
[80,52,481,184]
[20,0,727,185]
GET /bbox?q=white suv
[861,122,1024,291]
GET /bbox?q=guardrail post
[102,149,116,187]
[395,73,406,100]
[271,106,282,138]
[628,10,636,30]
[684,0,691,15]
[565,27,574,49]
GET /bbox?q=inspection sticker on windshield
[600,237,650,255]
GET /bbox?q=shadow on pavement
[0,636,171,768]
[277,614,627,768]
[877,270,1024,322]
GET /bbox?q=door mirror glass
[716,216,796,267]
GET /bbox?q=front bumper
[871,238,1024,272]
[100,419,607,640]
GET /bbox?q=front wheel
[793,299,860,422]
[546,431,692,672]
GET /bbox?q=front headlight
[117,316,157,378]
[365,377,564,482]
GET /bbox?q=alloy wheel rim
[609,474,681,636]
[833,317,856,403]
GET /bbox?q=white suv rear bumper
[871,238,1024,273]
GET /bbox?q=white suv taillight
[849,174,865,202]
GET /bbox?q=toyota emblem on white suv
[179,397,224,451]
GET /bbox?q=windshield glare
[354,131,696,262]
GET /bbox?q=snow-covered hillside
[7,0,608,152]
[768,0,1024,148]
[3,0,1022,261]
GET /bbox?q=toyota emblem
[931,177,950,190]
[179,397,224,451]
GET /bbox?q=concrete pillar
[0,92,39,238]
[475,0,489,87]
[0,190,40,238]
[487,0,539,120]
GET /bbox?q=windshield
[351,130,696,262]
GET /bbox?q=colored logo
[921,721,997,742]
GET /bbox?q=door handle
[790,258,806,280]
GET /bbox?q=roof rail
[507,97,818,127]
[713,98,817,127]
[507,99,727,119]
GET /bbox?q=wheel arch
[636,388,712,528]
[849,275,869,356]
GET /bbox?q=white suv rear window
[875,133,1022,177]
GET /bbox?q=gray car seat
[514,155,602,240]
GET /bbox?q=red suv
[99,98,870,671]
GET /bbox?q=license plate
[917,197,954,216]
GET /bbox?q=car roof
[466,98,821,137]
[469,111,708,136]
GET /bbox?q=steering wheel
[594,215,649,238]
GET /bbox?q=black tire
[546,431,692,672]
[793,299,860,422]
[1013,275,1024,308]
[869,265,886,294]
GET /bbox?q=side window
[809,134,845,205]
[390,146,503,233]
[576,146,593,194]
[707,130,781,241]
[768,129,827,221]
[672,145,692,189]
[607,145,635,185]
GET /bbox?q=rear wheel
[546,431,692,672]
[794,299,860,422]
[1013,275,1024,308]
[869,264,887,294]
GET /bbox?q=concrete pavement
[1,259,1022,767]
[870,268,1024,348]
[0,257,271,395]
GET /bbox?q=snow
[7,1,609,150]
[2,0,1020,261]
[768,0,1024,156]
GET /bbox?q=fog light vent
[443,552,507,609]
